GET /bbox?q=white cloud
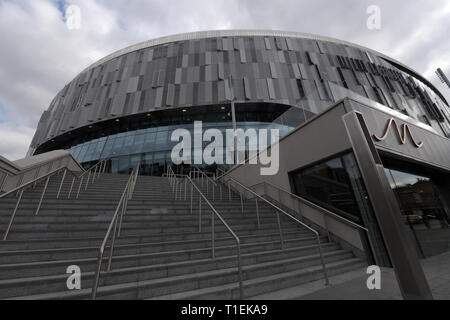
[0,123,35,160]
[0,0,449,161]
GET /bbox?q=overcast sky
[0,0,449,160]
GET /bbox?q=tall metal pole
[229,74,238,166]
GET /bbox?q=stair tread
[0,173,364,300]
[8,257,363,300]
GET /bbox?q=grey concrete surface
[249,251,450,300]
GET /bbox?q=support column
[342,110,433,300]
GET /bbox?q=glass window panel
[71,146,82,160]
[118,156,130,174]
[77,144,90,163]
[101,138,116,158]
[130,154,141,169]
[95,140,106,152]
[110,157,119,174]
[111,136,125,156]
[156,131,168,145]
[141,153,153,175]
[143,132,156,152]
[292,156,360,221]
[122,135,135,154]
[292,152,391,266]
[385,167,449,258]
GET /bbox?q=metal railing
[0,159,109,240]
[189,167,223,201]
[214,168,329,285]
[91,162,140,300]
[167,166,244,299]
[248,180,375,262]
[251,180,369,235]
[66,159,109,199]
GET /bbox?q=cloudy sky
[0,0,449,160]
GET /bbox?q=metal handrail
[215,166,233,181]
[1,166,69,240]
[91,163,139,300]
[190,167,223,201]
[215,168,329,285]
[250,181,379,266]
[251,180,369,233]
[167,166,244,299]
[1,158,109,240]
[66,159,109,199]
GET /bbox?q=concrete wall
[224,100,365,252]
[0,150,84,193]
[223,96,450,259]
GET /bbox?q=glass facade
[291,152,391,266]
[68,120,294,174]
[384,167,450,258]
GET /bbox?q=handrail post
[3,189,24,240]
[211,212,215,259]
[240,191,244,214]
[323,213,331,242]
[85,170,91,190]
[107,214,119,271]
[56,169,67,199]
[236,241,244,300]
[184,178,187,200]
[92,165,97,183]
[199,196,202,232]
[175,181,177,200]
[276,212,284,249]
[96,161,101,179]
[255,198,260,229]
[98,161,103,176]
[190,182,193,215]
[118,187,128,237]
[68,176,75,199]
[228,181,231,201]
[316,234,330,285]
[76,176,84,199]
[35,176,50,216]
[91,249,104,300]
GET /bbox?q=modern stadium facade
[29,30,449,173]
[27,29,450,299]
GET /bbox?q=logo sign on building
[373,118,423,148]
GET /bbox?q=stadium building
[1,30,449,299]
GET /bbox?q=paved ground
[249,251,450,300]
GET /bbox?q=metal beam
[342,109,433,300]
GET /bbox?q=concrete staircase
[0,172,365,299]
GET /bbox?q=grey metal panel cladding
[31,32,450,151]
